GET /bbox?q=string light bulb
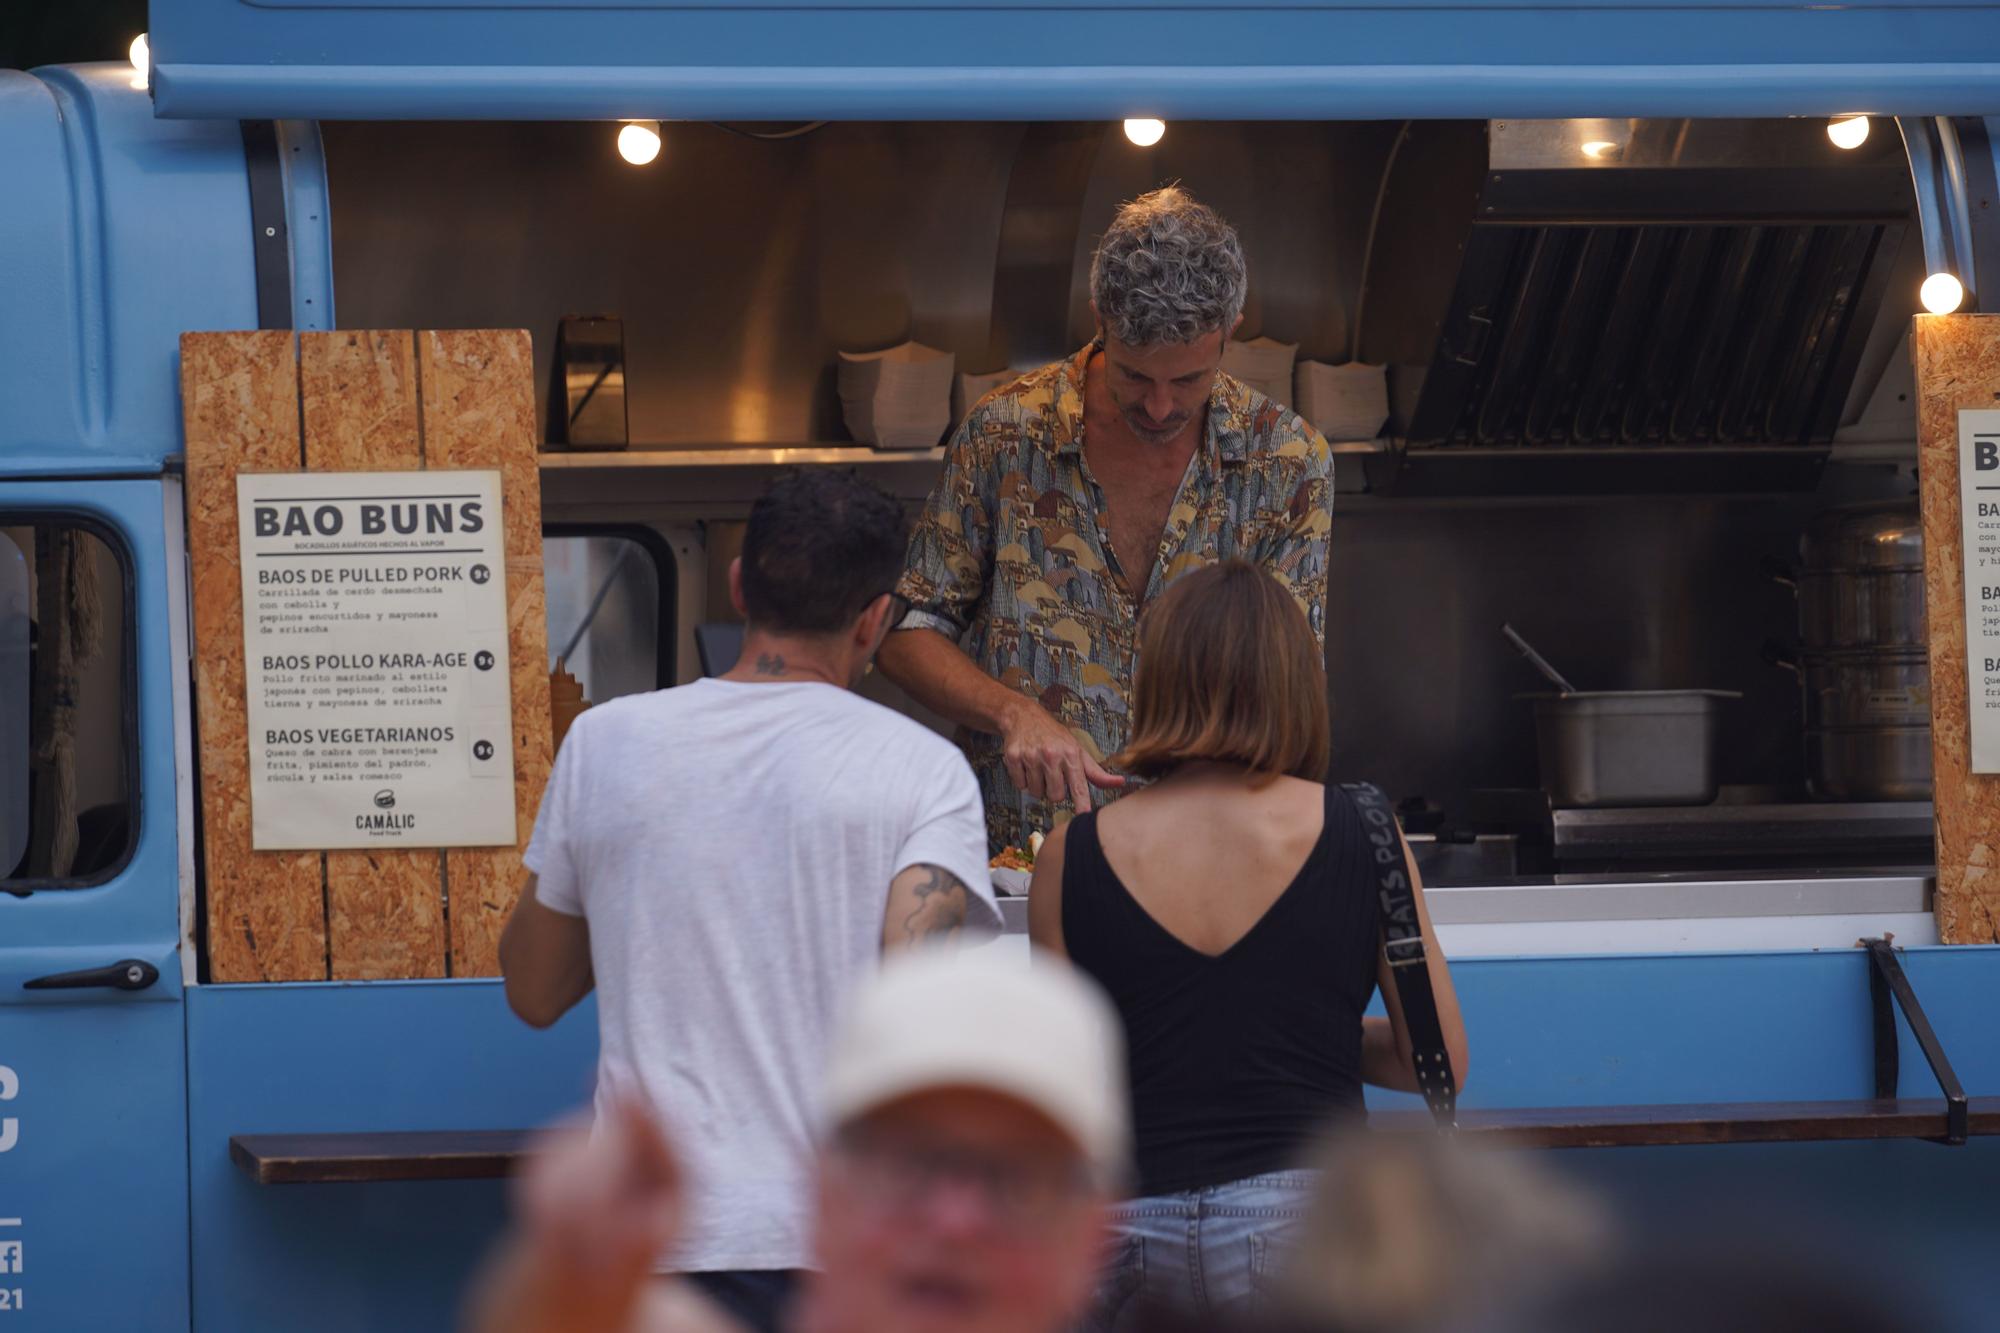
[1123,118,1166,147]
[128,32,150,89]
[1827,115,1870,150]
[1921,272,1965,315]
[617,121,663,166]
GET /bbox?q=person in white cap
[467,949,1130,1333]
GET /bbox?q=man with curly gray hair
[880,186,1334,854]
[1089,186,1248,371]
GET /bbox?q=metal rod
[1864,939,1968,1145]
[1896,118,1956,284]
[1501,622,1580,694]
[1935,116,1980,306]
[559,542,634,665]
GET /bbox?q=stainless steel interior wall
[1326,464,1917,814]
[324,120,1404,443]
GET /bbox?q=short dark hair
[740,470,910,635]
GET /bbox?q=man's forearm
[877,627,1025,735]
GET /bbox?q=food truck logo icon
[0,1064,16,1154]
[373,789,397,810]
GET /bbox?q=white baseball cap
[822,947,1131,1184]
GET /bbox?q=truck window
[0,523,133,887]
[543,529,674,704]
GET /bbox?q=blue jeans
[1084,1170,1318,1330]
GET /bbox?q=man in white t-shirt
[499,470,998,1333]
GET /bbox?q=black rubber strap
[240,121,292,331]
[1344,781,1458,1128]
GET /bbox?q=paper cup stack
[838,341,955,450]
[1221,337,1298,409]
[954,368,1018,427]
[1294,361,1390,441]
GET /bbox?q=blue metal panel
[179,949,2000,1332]
[0,480,189,1328]
[184,981,598,1333]
[150,0,2000,121]
[0,482,184,980]
[1357,945,2000,1332]
[0,67,333,475]
[0,1002,190,1326]
[1363,944,2000,1112]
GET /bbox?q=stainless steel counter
[1421,869,1930,925]
[988,869,1937,958]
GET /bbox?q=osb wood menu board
[181,330,552,980]
[1914,314,2000,945]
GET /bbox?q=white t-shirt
[524,678,996,1273]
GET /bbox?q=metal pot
[1783,499,1927,652]
[1767,645,1935,800]
[1804,726,1934,802]
[1770,499,1934,801]
[1527,690,1740,808]
[1795,649,1931,731]
[1797,650,1936,800]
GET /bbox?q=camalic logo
[357,790,416,833]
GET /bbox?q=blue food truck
[3,2,1999,1328]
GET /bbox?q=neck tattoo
[754,652,788,677]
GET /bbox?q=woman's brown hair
[1114,559,1329,783]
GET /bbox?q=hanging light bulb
[617,121,663,166]
[1920,272,1965,315]
[128,32,150,89]
[1827,115,1870,150]
[1123,118,1166,147]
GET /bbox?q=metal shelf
[1368,444,1832,497]
[539,443,945,469]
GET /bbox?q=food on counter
[990,829,1048,873]
[991,845,1034,872]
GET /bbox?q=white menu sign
[1961,409,2000,772]
[236,470,517,849]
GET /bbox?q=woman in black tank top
[1028,562,1467,1330]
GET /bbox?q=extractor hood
[1373,119,1912,494]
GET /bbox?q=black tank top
[1062,782,1380,1197]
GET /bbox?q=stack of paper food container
[953,368,1018,427]
[1294,361,1390,441]
[838,341,956,450]
[1220,337,1298,408]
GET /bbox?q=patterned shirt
[895,342,1334,854]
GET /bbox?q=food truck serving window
[0,522,134,889]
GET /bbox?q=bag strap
[1341,781,1458,1129]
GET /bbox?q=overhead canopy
[151,0,2000,121]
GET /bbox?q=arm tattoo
[900,865,969,944]
[753,652,787,676]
